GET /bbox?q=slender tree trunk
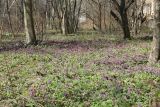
[23,0,37,45]
[62,14,66,35]
[6,0,15,38]
[133,19,138,36]
[99,4,102,31]
[0,1,2,41]
[149,0,160,64]
[62,9,67,35]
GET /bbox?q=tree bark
[62,9,67,35]
[23,0,37,45]
[149,0,160,64]
[121,12,131,39]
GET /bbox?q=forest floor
[0,33,160,107]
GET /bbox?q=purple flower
[29,88,36,97]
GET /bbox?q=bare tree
[111,0,134,39]
[130,0,147,36]
[51,0,83,35]
[85,0,108,32]
[62,0,83,34]
[23,0,37,45]
[149,0,160,64]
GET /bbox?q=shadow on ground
[0,34,153,53]
[0,39,125,53]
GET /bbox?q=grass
[0,33,160,107]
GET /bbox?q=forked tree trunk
[23,0,37,45]
[111,0,134,40]
[149,0,160,64]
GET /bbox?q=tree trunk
[61,9,67,35]
[133,20,138,36]
[99,4,102,31]
[121,11,131,39]
[111,0,134,40]
[62,14,66,35]
[149,0,160,64]
[23,0,37,45]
